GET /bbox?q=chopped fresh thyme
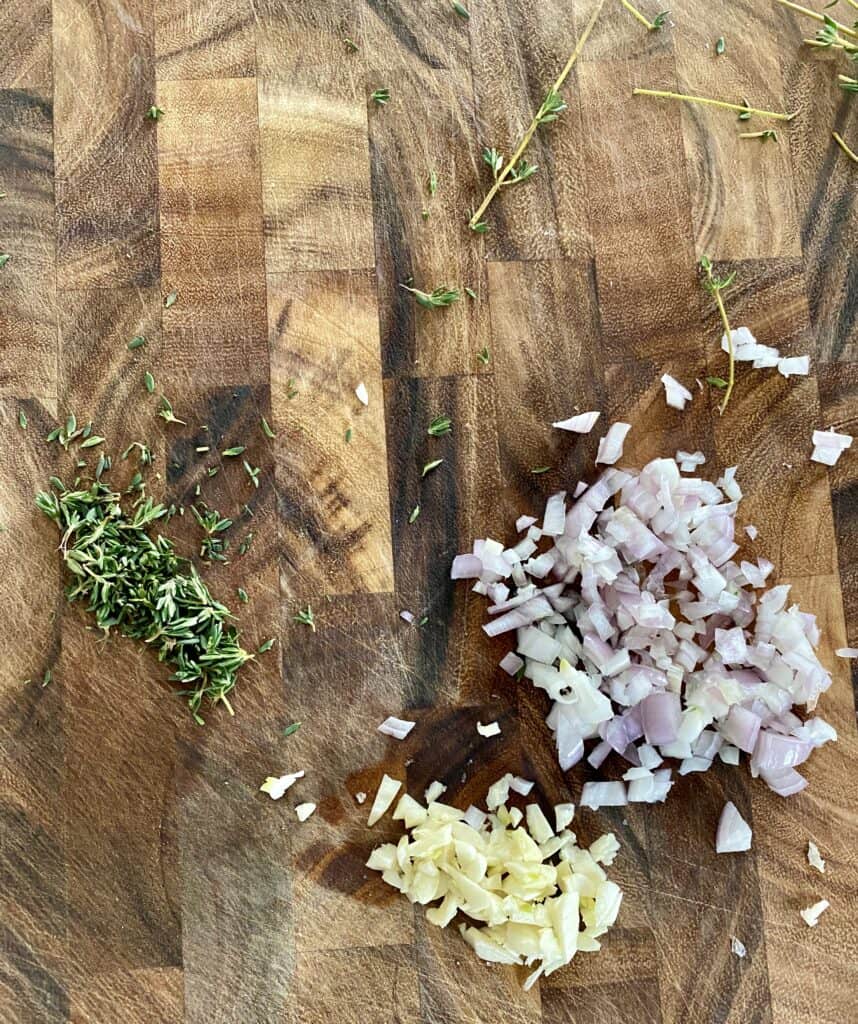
[36,476,253,721]
[128,335,146,350]
[531,466,552,474]
[833,130,858,163]
[428,170,438,196]
[345,426,353,443]
[164,291,178,308]
[632,88,794,120]
[716,36,726,54]
[222,445,246,456]
[243,460,261,488]
[706,375,729,389]
[409,504,421,523]
[42,668,52,687]
[260,415,276,439]
[237,587,249,603]
[422,458,444,477]
[451,0,470,17]
[294,606,316,631]
[196,446,210,454]
[145,105,165,121]
[258,638,275,653]
[79,435,105,449]
[344,37,359,51]
[192,505,233,562]
[144,371,155,393]
[400,284,460,309]
[370,88,390,105]
[238,531,254,556]
[619,0,665,32]
[286,378,298,399]
[207,466,219,478]
[158,396,186,425]
[477,346,490,365]
[0,254,10,268]
[427,415,452,437]
[18,409,27,429]
[465,287,477,299]
[283,721,302,737]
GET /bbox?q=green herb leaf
[79,435,105,449]
[706,375,729,389]
[145,105,165,121]
[452,0,470,17]
[427,415,452,437]
[0,254,10,268]
[421,458,444,477]
[238,531,254,556]
[715,36,726,54]
[237,587,249,603]
[400,284,460,309]
[243,460,261,488]
[164,291,177,309]
[370,88,390,105]
[483,147,504,179]
[222,446,246,457]
[652,10,669,28]
[477,346,490,365]
[428,170,438,196]
[465,287,477,300]
[286,378,299,399]
[294,605,316,631]
[128,335,146,350]
[344,37,359,51]
[42,668,52,687]
[18,409,27,429]
[507,157,538,183]
[345,426,353,443]
[258,638,275,653]
[260,415,276,439]
[469,216,489,234]
[531,466,552,474]
[409,504,420,523]
[158,396,186,425]
[144,371,155,393]
[535,89,567,126]
[283,721,302,737]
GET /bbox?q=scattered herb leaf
[700,254,737,414]
[706,375,729,389]
[422,458,444,477]
[237,587,249,603]
[222,446,246,456]
[128,335,146,350]
[158,396,186,425]
[258,638,275,653]
[344,37,359,51]
[370,88,390,105]
[164,291,177,308]
[243,460,261,488]
[144,371,155,393]
[18,409,27,429]
[146,105,165,121]
[477,346,491,365]
[238,531,254,556]
[427,415,452,437]
[0,254,10,269]
[409,504,420,523]
[452,0,470,17]
[400,284,460,309]
[531,466,552,474]
[428,169,438,196]
[465,286,477,299]
[294,605,316,631]
[716,35,726,54]
[260,415,276,439]
[345,426,353,443]
[79,435,105,449]
[283,722,302,737]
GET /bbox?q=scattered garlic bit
[486,772,514,810]
[378,716,416,740]
[800,899,829,927]
[509,776,534,796]
[367,773,402,826]
[661,373,693,411]
[366,784,623,989]
[744,524,758,541]
[295,802,316,822]
[477,720,501,738]
[730,936,747,958]
[259,770,305,800]
[424,780,447,804]
[355,381,369,406]
[355,791,367,804]
[555,803,575,832]
[807,841,825,874]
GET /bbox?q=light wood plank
[155,0,256,81]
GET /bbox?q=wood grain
[0,2,857,1022]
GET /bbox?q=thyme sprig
[400,284,460,309]
[633,88,794,120]
[832,130,858,162]
[700,255,737,415]
[35,478,253,722]
[468,0,606,230]
[192,505,233,563]
[619,0,668,31]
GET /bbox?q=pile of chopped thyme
[36,476,253,724]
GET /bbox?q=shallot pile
[452,454,837,809]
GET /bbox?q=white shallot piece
[451,454,837,812]
[661,374,693,411]
[715,801,752,853]
[295,802,316,822]
[367,783,622,989]
[553,411,601,434]
[807,841,825,873]
[730,936,747,958]
[836,647,858,659]
[800,899,829,927]
[378,716,416,740]
[259,770,305,800]
[355,381,369,406]
[595,422,631,465]
[476,720,501,738]
[811,428,853,467]
[721,327,810,380]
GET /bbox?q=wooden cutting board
[1,2,856,1022]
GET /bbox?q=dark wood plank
[0,0,52,89]
[155,0,256,81]
[0,88,56,401]
[70,968,184,1024]
[52,0,159,290]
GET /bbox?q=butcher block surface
[1,1,857,1022]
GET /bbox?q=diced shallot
[715,801,752,853]
[811,429,852,467]
[800,899,829,927]
[553,411,600,433]
[661,374,693,411]
[580,781,627,809]
[378,717,415,740]
[595,422,631,465]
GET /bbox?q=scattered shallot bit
[552,411,601,433]
[355,382,369,406]
[661,373,693,411]
[835,647,858,659]
[799,899,829,927]
[378,716,416,740]
[811,428,853,467]
[400,610,415,624]
[716,802,752,853]
[476,720,501,737]
[595,421,631,465]
[295,802,317,821]
[259,770,305,800]
[355,791,367,804]
[730,936,747,958]
[367,773,402,826]
[807,841,825,874]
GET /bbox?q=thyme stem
[619,0,656,30]
[633,88,794,120]
[833,130,858,163]
[467,0,606,230]
[774,0,858,38]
